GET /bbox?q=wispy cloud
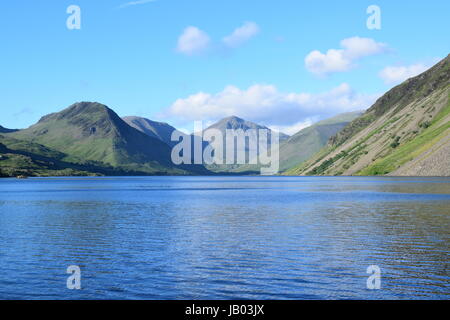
[118,0,156,9]
[176,22,260,57]
[176,26,211,56]
[222,22,260,48]
[13,107,34,118]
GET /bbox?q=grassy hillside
[278,111,361,172]
[8,102,205,175]
[286,54,450,176]
[0,134,101,177]
[359,99,450,175]
[330,54,450,147]
[0,133,177,177]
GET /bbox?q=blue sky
[0,0,449,133]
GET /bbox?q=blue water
[0,176,449,300]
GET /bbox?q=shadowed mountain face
[0,125,18,133]
[122,116,184,147]
[9,102,206,175]
[286,54,450,176]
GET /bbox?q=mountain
[278,111,362,172]
[206,116,289,141]
[200,116,289,173]
[0,125,18,133]
[8,102,207,175]
[227,112,361,173]
[122,116,184,147]
[286,54,450,176]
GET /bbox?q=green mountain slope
[0,134,107,177]
[278,111,361,172]
[286,54,450,176]
[360,99,450,176]
[8,102,205,175]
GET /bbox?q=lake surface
[0,176,449,300]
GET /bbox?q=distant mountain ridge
[122,116,184,147]
[205,116,289,141]
[225,112,361,173]
[199,116,289,173]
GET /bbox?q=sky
[0,0,449,134]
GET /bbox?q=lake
[0,176,449,300]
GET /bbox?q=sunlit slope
[8,102,193,174]
[286,54,450,176]
[0,134,100,176]
[278,112,361,172]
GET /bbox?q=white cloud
[163,83,378,132]
[379,63,430,85]
[305,37,387,76]
[176,26,211,55]
[118,0,156,9]
[176,22,259,56]
[222,22,260,48]
[305,50,351,75]
[340,37,386,59]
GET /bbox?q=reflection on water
[0,176,449,299]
